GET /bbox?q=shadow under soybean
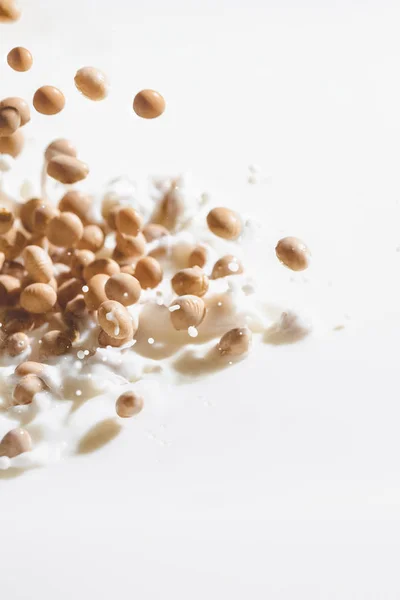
[77,418,122,455]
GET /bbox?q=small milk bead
[134,256,163,289]
[20,283,57,314]
[74,67,109,101]
[47,212,84,247]
[7,47,33,72]
[33,86,65,115]
[84,273,109,310]
[206,207,242,240]
[45,138,77,162]
[133,89,166,119]
[171,267,209,297]
[0,107,21,137]
[47,155,89,184]
[97,300,134,340]
[0,428,32,459]
[275,237,310,272]
[116,391,144,418]
[0,97,30,126]
[105,273,141,306]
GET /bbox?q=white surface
[1,0,400,598]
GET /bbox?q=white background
[1,1,400,598]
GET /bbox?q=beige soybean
[70,249,95,278]
[84,273,109,310]
[218,327,252,357]
[275,236,310,272]
[40,330,72,357]
[7,47,33,72]
[0,208,14,234]
[105,273,141,306]
[97,300,133,340]
[20,198,44,232]
[171,267,209,297]
[0,128,24,157]
[0,228,28,260]
[119,264,135,276]
[152,188,183,231]
[47,155,89,184]
[13,374,45,405]
[20,283,57,313]
[0,428,32,459]
[188,245,207,268]
[0,107,20,137]
[0,0,21,22]
[115,231,146,258]
[211,255,244,279]
[65,294,86,317]
[207,207,242,240]
[115,207,143,237]
[74,67,109,101]
[33,86,65,115]
[57,277,83,308]
[23,245,53,283]
[15,361,44,377]
[0,97,30,126]
[77,225,104,252]
[98,329,132,348]
[32,203,58,235]
[169,295,206,331]
[59,190,92,222]
[2,307,35,334]
[47,212,84,247]
[45,138,77,162]
[83,258,119,282]
[134,256,163,289]
[116,390,144,418]
[133,89,165,119]
[0,274,20,305]
[142,223,168,242]
[6,331,29,356]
